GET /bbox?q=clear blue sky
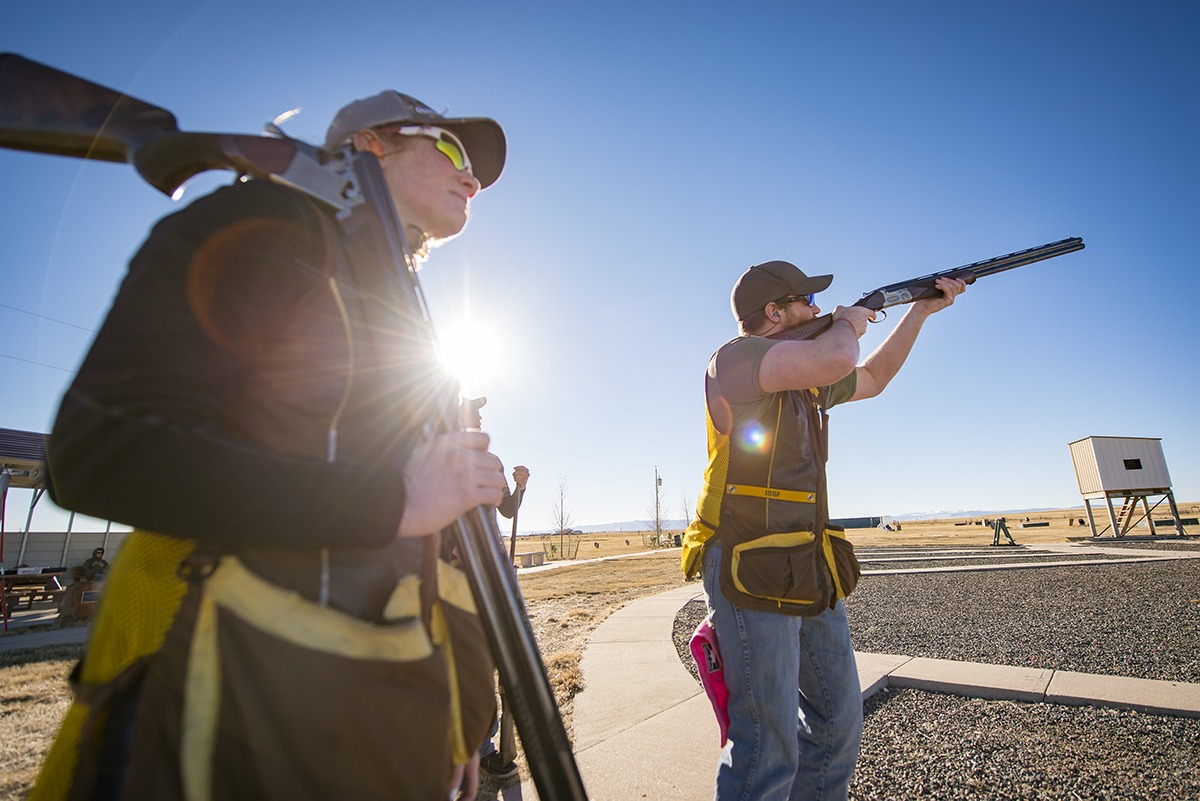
[2,1,1197,536]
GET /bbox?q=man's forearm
[497,484,519,519]
[855,305,933,398]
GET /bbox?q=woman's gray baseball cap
[731,260,833,321]
[324,90,506,189]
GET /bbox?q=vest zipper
[318,273,355,607]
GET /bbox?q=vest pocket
[822,527,861,600]
[728,530,824,608]
[178,557,455,800]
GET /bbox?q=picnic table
[515,551,545,568]
[1,570,67,627]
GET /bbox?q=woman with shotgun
[34,90,508,801]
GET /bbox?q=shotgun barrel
[773,237,1085,342]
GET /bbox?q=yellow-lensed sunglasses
[378,125,472,174]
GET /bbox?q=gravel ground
[672,547,1200,800]
[854,689,1200,799]
[1084,538,1200,551]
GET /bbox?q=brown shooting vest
[681,337,861,615]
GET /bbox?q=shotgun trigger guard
[870,309,887,324]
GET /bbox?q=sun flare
[435,318,505,397]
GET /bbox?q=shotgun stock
[0,52,587,800]
[0,53,351,208]
[772,237,1085,342]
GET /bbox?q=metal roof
[0,427,48,489]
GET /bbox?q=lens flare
[736,421,769,453]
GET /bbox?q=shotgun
[772,237,1085,341]
[498,485,524,766]
[0,52,588,800]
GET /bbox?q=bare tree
[680,491,695,529]
[551,475,574,534]
[550,475,574,559]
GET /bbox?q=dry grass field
[843,501,1200,547]
[1,502,1194,799]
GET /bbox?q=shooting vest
[681,336,861,616]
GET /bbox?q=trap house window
[1123,458,1143,470]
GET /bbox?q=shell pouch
[823,525,861,600]
[116,555,494,801]
[719,527,860,616]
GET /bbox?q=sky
[2,1,1198,537]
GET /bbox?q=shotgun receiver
[0,53,588,800]
[772,237,1085,342]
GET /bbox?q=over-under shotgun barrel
[773,237,1085,342]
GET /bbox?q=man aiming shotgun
[1,54,586,801]
[682,238,1082,800]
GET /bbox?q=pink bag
[688,615,730,746]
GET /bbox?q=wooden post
[1084,499,1100,538]
[1104,494,1121,539]
[1166,491,1186,537]
[1141,496,1157,537]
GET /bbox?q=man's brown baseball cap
[324,90,506,189]
[731,260,833,321]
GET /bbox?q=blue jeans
[479,714,498,758]
[702,544,862,801]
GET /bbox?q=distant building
[830,516,883,529]
[1068,436,1185,538]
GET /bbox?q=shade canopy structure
[1,427,50,567]
[0,426,47,490]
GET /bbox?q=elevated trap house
[1068,436,1188,538]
